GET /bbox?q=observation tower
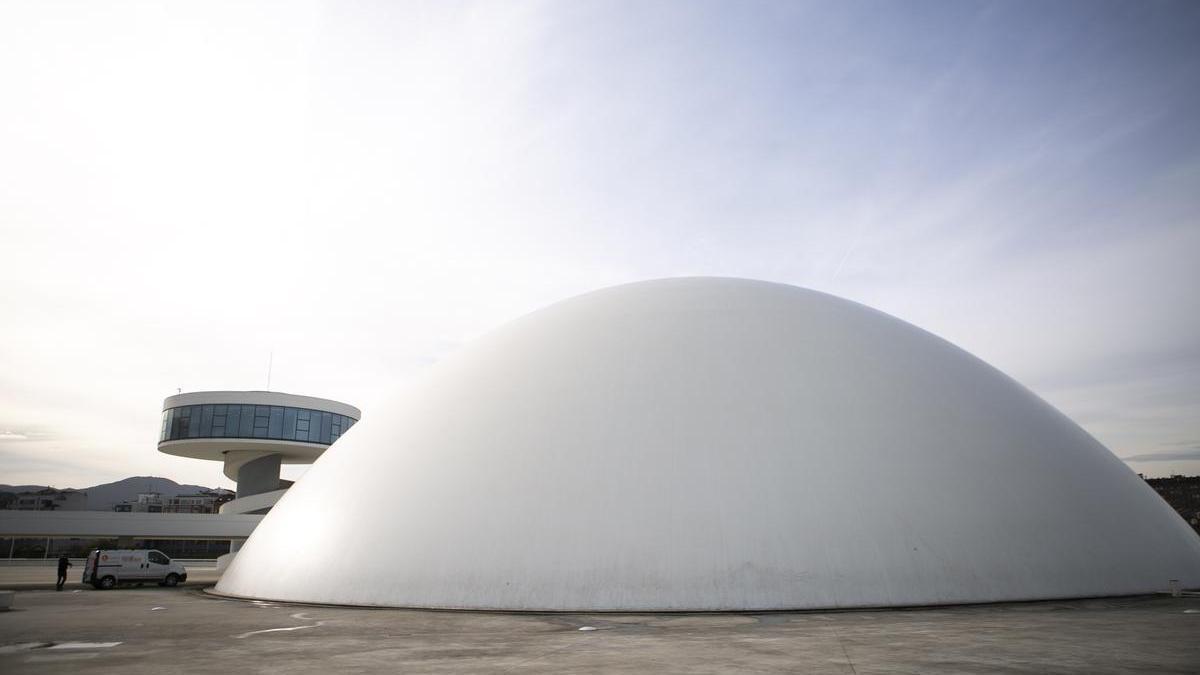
[158,391,360,517]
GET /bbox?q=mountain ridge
[0,476,226,510]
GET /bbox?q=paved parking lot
[1,583,1198,674]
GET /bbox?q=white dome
[217,278,1200,610]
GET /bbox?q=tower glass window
[160,404,357,444]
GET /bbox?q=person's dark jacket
[57,557,72,574]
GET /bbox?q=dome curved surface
[217,278,1200,610]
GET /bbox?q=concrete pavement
[0,584,1198,673]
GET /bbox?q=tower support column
[234,453,283,498]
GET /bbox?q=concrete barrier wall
[0,510,261,539]
[0,558,218,567]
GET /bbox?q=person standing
[56,554,72,591]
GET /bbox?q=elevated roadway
[0,510,262,540]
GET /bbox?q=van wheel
[164,573,180,587]
[98,576,117,590]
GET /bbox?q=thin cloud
[1122,447,1200,463]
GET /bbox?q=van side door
[122,552,147,579]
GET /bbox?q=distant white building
[113,492,165,513]
[166,490,234,514]
[112,490,234,514]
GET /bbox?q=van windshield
[148,551,170,565]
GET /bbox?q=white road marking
[151,606,166,611]
[47,642,122,650]
[578,626,598,631]
[232,612,327,638]
[234,624,322,639]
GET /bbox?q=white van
[82,549,188,590]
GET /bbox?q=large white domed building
[216,278,1200,610]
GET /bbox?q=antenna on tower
[267,350,274,391]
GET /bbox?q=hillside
[0,476,221,511]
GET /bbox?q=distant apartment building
[5,487,88,511]
[113,492,165,513]
[1144,474,1200,535]
[167,490,235,514]
[112,490,234,514]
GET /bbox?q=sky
[1,0,1198,490]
